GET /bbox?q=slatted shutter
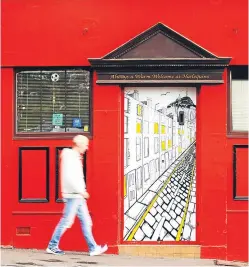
[231,80,248,132]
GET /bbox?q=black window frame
[14,67,93,139]
[233,144,248,201]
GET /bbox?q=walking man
[46,135,108,256]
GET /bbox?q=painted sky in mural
[124,87,196,242]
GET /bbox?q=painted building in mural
[124,87,196,241]
[1,0,248,263]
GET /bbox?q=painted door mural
[124,87,196,241]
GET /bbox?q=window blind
[231,80,248,132]
[16,69,90,133]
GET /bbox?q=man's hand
[81,191,90,199]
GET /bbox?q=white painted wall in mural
[124,87,196,241]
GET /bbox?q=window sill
[13,132,93,140]
[227,132,248,139]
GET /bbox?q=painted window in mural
[156,158,159,173]
[127,171,136,207]
[144,164,149,182]
[154,137,159,154]
[124,87,196,242]
[144,137,149,158]
[124,138,130,168]
[136,167,143,190]
[124,97,130,113]
[136,137,142,161]
[124,116,129,133]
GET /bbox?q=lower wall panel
[227,212,248,262]
[12,215,118,254]
[201,246,227,260]
[10,213,249,261]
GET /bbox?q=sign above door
[89,23,231,84]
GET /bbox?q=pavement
[0,248,217,267]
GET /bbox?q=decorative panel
[19,147,49,203]
[233,145,248,200]
[124,87,197,241]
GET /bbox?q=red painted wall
[1,0,248,261]
[1,69,121,254]
[198,72,248,261]
[1,0,248,66]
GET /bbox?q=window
[136,119,142,133]
[124,175,127,198]
[136,137,141,161]
[161,136,166,151]
[144,137,149,158]
[16,69,91,134]
[124,97,130,113]
[233,145,248,200]
[168,139,172,149]
[124,116,129,133]
[137,104,143,116]
[161,124,166,134]
[156,158,159,172]
[149,160,155,176]
[136,167,142,189]
[154,137,159,153]
[178,111,184,125]
[124,138,130,167]
[228,66,248,135]
[154,122,159,134]
[165,152,169,168]
[144,164,149,181]
[161,154,165,170]
[128,173,136,201]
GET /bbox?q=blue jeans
[48,198,98,253]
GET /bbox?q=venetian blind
[16,69,90,133]
[231,80,248,132]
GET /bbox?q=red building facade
[1,0,248,262]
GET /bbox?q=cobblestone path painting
[124,87,197,241]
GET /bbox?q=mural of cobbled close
[124,87,196,241]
